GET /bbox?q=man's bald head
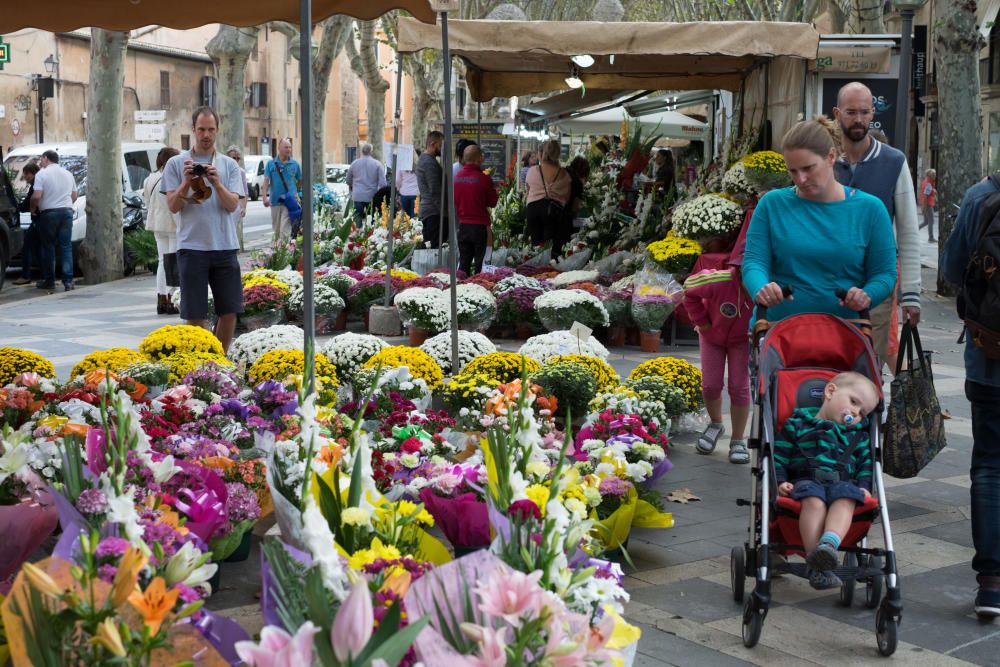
[463,144,483,165]
[836,82,872,108]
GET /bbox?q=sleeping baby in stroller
[774,371,880,590]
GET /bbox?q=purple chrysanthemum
[76,487,110,516]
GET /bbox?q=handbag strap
[538,165,550,200]
[273,159,291,194]
[895,322,930,376]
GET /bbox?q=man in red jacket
[453,145,498,276]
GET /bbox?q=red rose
[401,437,424,454]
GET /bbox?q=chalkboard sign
[448,121,511,185]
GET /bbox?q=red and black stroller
[730,298,901,656]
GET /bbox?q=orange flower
[316,441,343,467]
[200,456,235,473]
[126,382,147,401]
[156,507,189,536]
[379,570,412,599]
[59,423,91,438]
[128,576,179,636]
[111,546,148,609]
[85,368,119,388]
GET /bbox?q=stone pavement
[2,237,998,664]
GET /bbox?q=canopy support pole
[442,10,460,374]
[299,0,315,395]
[384,53,404,307]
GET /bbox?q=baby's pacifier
[842,411,856,425]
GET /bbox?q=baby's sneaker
[806,542,839,573]
[696,423,725,455]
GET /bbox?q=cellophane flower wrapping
[630,270,683,332]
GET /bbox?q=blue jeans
[353,200,372,221]
[968,380,1000,576]
[400,195,417,218]
[38,209,74,286]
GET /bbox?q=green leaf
[366,616,430,666]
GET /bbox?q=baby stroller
[730,292,901,656]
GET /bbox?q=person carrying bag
[883,322,947,478]
[273,161,303,236]
[524,139,571,247]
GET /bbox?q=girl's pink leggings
[700,337,751,406]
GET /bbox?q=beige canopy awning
[397,18,820,102]
[0,0,436,32]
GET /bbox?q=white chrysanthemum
[419,331,496,375]
[534,289,610,330]
[228,325,304,370]
[519,331,610,363]
[550,270,599,287]
[287,282,346,315]
[320,332,388,378]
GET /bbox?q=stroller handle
[755,284,794,322]
[834,288,872,320]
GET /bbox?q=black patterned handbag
[883,323,947,478]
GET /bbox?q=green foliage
[530,362,597,422]
[124,229,159,270]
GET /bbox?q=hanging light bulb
[570,54,595,68]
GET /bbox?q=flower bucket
[223,530,253,563]
[314,313,335,334]
[408,326,430,347]
[334,311,348,331]
[607,326,627,348]
[639,330,661,353]
[145,384,166,399]
[207,567,221,596]
[626,326,641,346]
[241,310,283,331]
[515,323,533,340]
[362,308,370,331]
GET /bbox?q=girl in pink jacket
[683,253,753,464]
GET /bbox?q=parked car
[243,154,270,201]
[324,163,350,203]
[0,166,24,291]
[3,141,163,272]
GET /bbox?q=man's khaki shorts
[271,205,292,241]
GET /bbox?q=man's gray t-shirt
[160,150,243,251]
[346,155,386,203]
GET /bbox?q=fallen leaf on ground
[666,488,701,504]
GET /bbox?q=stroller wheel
[839,552,858,607]
[731,546,746,603]
[866,556,884,610]
[875,606,898,657]
[741,596,764,648]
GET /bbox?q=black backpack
[957,173,1000,360]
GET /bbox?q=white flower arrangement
[519,330,610,363]
[319,332,388,380]
[227,324,304,370]
[317,270,357,297]
[427,272,452,286]
[721,161,755,200]
[493,274,548,294]
[550,270,599,287]
[419,330,497,375]
[670,194,743,239]
[534,289,610,331]
[287,282,346,315]
[587,390,670,432]
[394,287,451,333]
[455,283,497,328]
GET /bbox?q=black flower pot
[223,530,253,563]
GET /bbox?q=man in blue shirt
[262,138,302,244]
[942,176,1000,618]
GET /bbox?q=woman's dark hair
[156,147,180,171]
[569,156,590,180]
[658,149,674,171]
[781,115,838,157]
[520,151,535,167]
[21,161,41,177]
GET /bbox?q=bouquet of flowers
[319,332,387,381]
[492,274,547,294]
[588,385,671,432]
[226,324,304,371]
[394,287,450,333]
[669,193,743,240]
[0,347,56,386]
[721,160,755,200]
[742,149,790,193]
[631,272,683,332]
[534,289,610,332]
[495,286,543,328]
[604,287,633,327]
[519,331,610,363]
[248,350,339,405]
[577,410,671,486]
[550,269,599,288]
[645,235,702,274]
[242,283,289,317]
[455,283,497,330]
[419,331,496,375]
[626,375,690,423]
[629,356,704,412]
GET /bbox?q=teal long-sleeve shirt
[742,186,897,322]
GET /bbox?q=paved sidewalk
[2,238,998,664]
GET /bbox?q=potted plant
[240,283,288,330]
[534,288,610,332]
[394,286,449,345]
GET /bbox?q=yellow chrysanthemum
[363,346,443,392]
[645,236,702,274]
[0,347,55,386]
[248,349,339,388]
[71,348,146,380]
[547,354,619,392]
[628,356,703,411]
[525,484,551,516]
[140,325,224,360]
[161,352,234,385]
[460,352,540,385]
[347,537,402,571]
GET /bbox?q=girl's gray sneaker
[729,440,750,464]
[696,423,725,454]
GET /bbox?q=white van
[243,154,270,201]
[3,141,164,266]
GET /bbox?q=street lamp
[32,74,55,143]
[43,53,59,77]
[892,0,928,153]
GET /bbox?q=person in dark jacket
[13,162,41,285]
[453,145,498,276]
[416,131,447,249]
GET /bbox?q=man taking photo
[162,106,245,353]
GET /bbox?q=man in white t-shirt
[30,150,78,291]
[162,106,245,353]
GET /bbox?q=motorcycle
[122,193,146,276]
